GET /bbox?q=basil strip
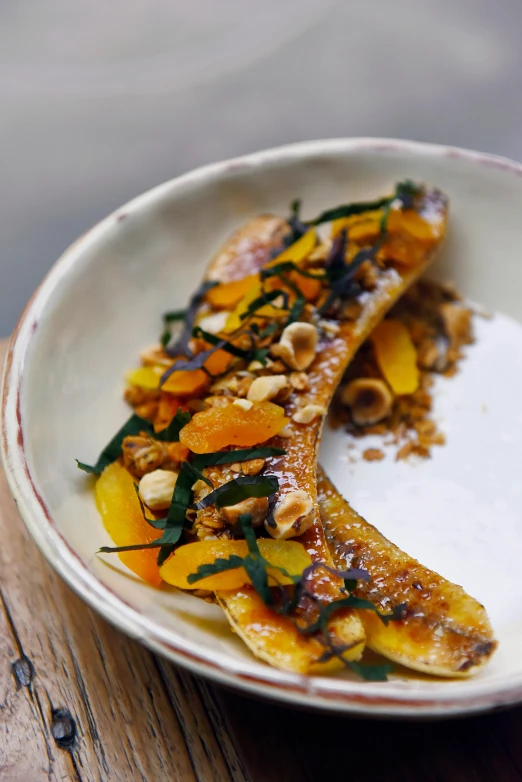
[187,554,246,585]
[193,446,286,470]
[156,462,195,566]
[154,408,191,442]
[191,475,279,511]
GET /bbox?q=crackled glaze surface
[3,139,522,716]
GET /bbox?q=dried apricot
[96,462,162,586]
[372,320,419,395]
[160,538,311,590]
[266,228,316,268]
[179,400,289,453]
[162,367,209,396]
[206,274,258,309]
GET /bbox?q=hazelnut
[266,490,315,539]
[232,398,253,411]
[342,378,393,425]
[271,322,318,371]
[289,372,310,391]
[139,469,178,510]
[230,458,265,475]
[196,310,229,334]
[220,496,269,528]
[292,404,326,424]
[247,374,291,403]
[440,303,473,348]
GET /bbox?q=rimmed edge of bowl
[3,137,522,718]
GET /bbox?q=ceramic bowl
[4,139,522,718]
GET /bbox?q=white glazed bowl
[4,139,522,718]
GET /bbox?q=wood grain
[1,336,522,782]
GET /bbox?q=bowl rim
[3,137,522,718]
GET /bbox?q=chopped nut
[197,310,229,334]
[266,490,314,540]
[235,374,254,398]
[417,336,449,372]
[232,398,253,411]
[271,322,318,371]
[204,395,231,408]
[292,404,326,424]
[363,448,385,462]
[342,378,393,426]
[247,374,291,403]
[277,424,293,438]
[289,372,310,391]
[248,360,265,372]
[440,302,473,348]
[267,359,287,374]
[220,496,269,528]
[230,458,265,475]
[138,469,178,510]
[122,434,166,476]
[191,479,209,492]
[318,319,341,338]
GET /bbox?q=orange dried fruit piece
[96,462,162,587]
[162,366,209,396]
[179,400,289,454]
[160,539,311,590]
[205,274,258,309]
[372,320,419,395]
[203,346,233,376]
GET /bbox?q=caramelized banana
[199,188,448,672]
[318,468,497,676]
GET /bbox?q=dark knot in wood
[51,707,77,749]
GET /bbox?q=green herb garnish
[191,475,279,511]
[164,280,218,357]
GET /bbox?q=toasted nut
[191,479,209,492]
[417,335,449,372]
[232,398,253,411]
[220,496,269,528]
[292,404,326,424]
[289,371,310,391]
[277,424,293,438]
[342,378,393,426]
[267,359,287,374]
[271,322,318,371]
[229,458,265,475]
[122,435,166,476]
[204,395,231,408]
[235,374,254,398]
[197,310,230,334]
[248,360,265,372]
[139,469,178,510]
[317,319,341,338]
[440,302,473,348]
[266,490,314,539]
[247,374,291,403]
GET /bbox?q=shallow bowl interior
[4,139,522,716]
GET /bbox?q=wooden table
[1,338,521,782]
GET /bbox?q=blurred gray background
[2,0,522,334]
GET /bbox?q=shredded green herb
[191,474,279,511]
